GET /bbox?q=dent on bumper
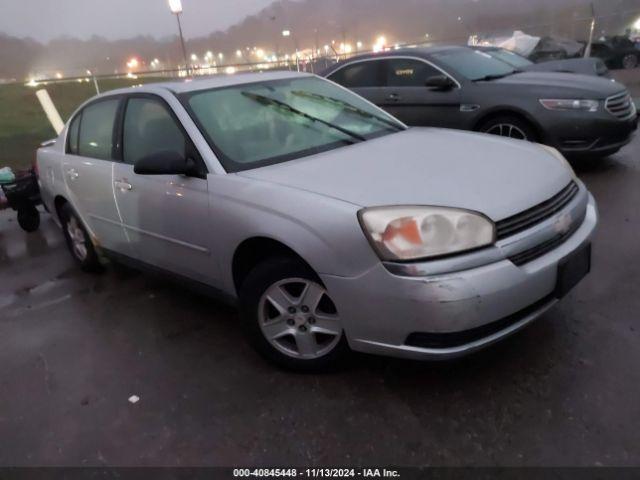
[321,197,598,360]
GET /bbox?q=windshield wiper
[472,70,522,82]
[241,91,366,143]
[291,90,405,132]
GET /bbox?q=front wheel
[239,257,349,371]
[622,54,639,70]
[478,115,538,142]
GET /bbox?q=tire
[622,54,638,70]
[239,256,349,372]
[59,203,102,272]
[478,115,538,142]
[17,204,40,232]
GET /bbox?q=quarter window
[329,61,383,88]
[67,113,81,154]
[123,97,187,165]
[383,59,440,87]
[77,99,119,160]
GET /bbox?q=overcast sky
[2,0,276,41]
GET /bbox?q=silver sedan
[37,71,597,370]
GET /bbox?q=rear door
[377,58,463,128]
[62,97,130,254]
[326,59,387,105]
[112,94,212,282]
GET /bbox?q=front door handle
[67,168,79,181]
[114,180,133,191]
[386,93,401,102]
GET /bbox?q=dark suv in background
[323,46,637,158]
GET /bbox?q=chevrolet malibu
[37,72,597,371]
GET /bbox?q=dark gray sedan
[322,46,637,158]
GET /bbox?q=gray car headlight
[539,99,599,112]
[359,206,496,261]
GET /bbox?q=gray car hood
[492,71,622,97]
[238,128,573,221]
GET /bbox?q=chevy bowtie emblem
[554,212,573,234]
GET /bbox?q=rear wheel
[478,115,538,142]
[239,256,349,371]
[622,54,639,70]
[60,203,102,272]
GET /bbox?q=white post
[36,89,65,135]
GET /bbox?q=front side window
[329,61,383,88]
[383,58,441,87]
[432,49,518,81]
[123,97,186,165]
[77,99,119,160]
[181,76,405,172]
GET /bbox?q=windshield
[180,76,405,172]
[485,49,533,68]
[432,49,519,81]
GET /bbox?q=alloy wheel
[258,278,342,359]
[66,216,88,261]
[484,123,528,140]
[623,54,638,70]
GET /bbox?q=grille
[605,91,636,120]
[496,181,579,240]
[508,208,586,266]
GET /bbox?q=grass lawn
[0,77,175,172]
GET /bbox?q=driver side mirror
[134,150,199,177]
[425,75,455,91]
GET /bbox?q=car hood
[523,58,602,76]
[491,71,622,97]
[237,128,574,222]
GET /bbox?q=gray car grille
[495,181,579,240]
[605,91,636,120]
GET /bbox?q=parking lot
[0,131,639,467]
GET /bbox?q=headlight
[538,144,577,178]
[539,99,599,112]
[358,206,496,261]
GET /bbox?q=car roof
[102,70,315,97]
[322,45,467,73]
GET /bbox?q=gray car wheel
[239,256,349,371]
[622,54,639,70]
[479,115,537,142]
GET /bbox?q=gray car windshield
[432,49,519,81]
[181,76,405,172]
[485,49,533,69]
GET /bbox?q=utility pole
[585,3,596,58]
[168,0,190,75]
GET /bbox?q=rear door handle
[114,180,133,191]
[67,168,79,180]
[386,93,401,102]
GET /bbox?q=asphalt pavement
[0,135,639,467]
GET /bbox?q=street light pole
[168,0,190,75]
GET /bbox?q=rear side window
[78,99,119,160]
[122,97,187,165]
[67,114,80,154]
[329,61,383,88]
[383,59,440,87]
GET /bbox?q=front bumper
[321,193,597,360]
[545,112,637,157]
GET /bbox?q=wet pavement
[1,137,639,467]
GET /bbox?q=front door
[377,58,463,128]
[112,95,213,283]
